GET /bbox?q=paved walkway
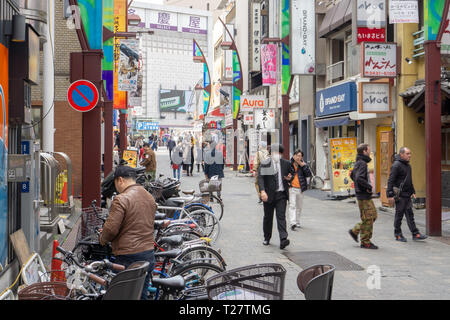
[155,146,450,300]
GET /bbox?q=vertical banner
[261,44,278,85]
[281,0,291,95]
[114,0,127,109]
[233,51,241,119]
[424,0,445,40]
[290,0,315,75]
[250,1,261,72]
[0,43,8,267]
[78,0,103,49]
[129,39,143,107]
[118,39,139,92]
[203,63,210,114]
[102,0,114,101]
[329,137,357,195]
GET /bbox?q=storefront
[314,81,358,183]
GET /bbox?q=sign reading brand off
[67,80,99,112]
[240,95,267,112]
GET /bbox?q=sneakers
[280,239,290,249]
[348,229,358,243]
[263,239,270,246]
[360,242,378,249]
[395,235,407,242]
[412,233,428,241]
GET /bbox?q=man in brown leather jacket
[140,143,156,180]
[99,165,156,300]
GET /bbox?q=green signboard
[281,0,291,95]
[233,51,241,119]
[424,0,445,40]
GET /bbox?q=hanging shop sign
[261,44,278,86]
[389,0,419,24]
[328,137,357,196]
[290,0,315,75]
[243,113,254,125]
[424,0,445,41]
[316,82,357,117]
[353,0,387,44]
[359,80,391,114]
[225,113,233,127]
[254,109,276,131]
[67,80,99,112]
[281,0,291,95]
[362,42,397,78]
[240,95,267,113]
[118,39,139,92]
[250,1,261,72]
[113,0,127,109]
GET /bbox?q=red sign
[357,27,386,43]
[209,121,217,129]
[67,80,99,112]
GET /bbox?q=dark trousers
[263,191,288,242]
[114,249,155,300]
[394,197,419,236]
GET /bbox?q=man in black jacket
[258,144,292,249]
[387,147,427,242]
[348,144,378,249]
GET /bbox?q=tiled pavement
[48,147,450,300]
[154,147,450,300]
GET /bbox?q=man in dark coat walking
[348,144,378,249]
[258,144,292,249]
[387,147,427,242]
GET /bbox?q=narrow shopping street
[151,147,450,300]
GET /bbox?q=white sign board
[179,14,207,34]
[360,82,391,113]
[357,0,387,28]
[362,43,397,78]
[389,0,419,24]
[254,109,276,131]
[250,2,261,72]
[440,6,450,56]
[290,0,315,75]
[243,113,254,125]
[240,95,267,112]
[147,10,178,31]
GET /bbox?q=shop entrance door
[377,127,393,206]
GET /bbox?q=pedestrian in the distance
[348,144,378,249]
[288,149,312,231]
[204,141,225,198]
[140,143,157,180]
[257,144,291,250]
[387,147,427,242]
[168,136,176,160]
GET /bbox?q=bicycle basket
[76,206,109,243]
[199,179,209,193]
[205,263,286,300]
[18,282,70,300]
[208,179,222,192]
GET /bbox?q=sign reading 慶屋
[147,10,178,31]
[359,81,391,113]
[290,0,315,75]
[240,95,267,113]
[354,0,387,44]
[362,43,397,78]
[315,82,357,117]
[179,14,207,34]
[389,0,419,24]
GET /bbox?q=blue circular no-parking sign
[67,80,99,112]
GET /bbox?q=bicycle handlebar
[104,259,125,272]
[88,273,108,287]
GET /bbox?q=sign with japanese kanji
[389,0,419,24]
[254,109,275,131]
[250,1,261,72]
[353,0,387,44]
[362,42,397,78]
[359,81,391,113]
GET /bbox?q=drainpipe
[42,0,54,152]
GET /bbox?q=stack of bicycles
[19,201,226,300]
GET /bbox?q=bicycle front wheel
[170,262,224,288]
[168,245,227,275]
[180,209,221,244]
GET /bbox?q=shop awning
[399,79,450,113]
[330,0,351,31]
[319,0,352,38]
[314,115,351,128]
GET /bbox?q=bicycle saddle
[151,275,185,290]
[182,189,195,195]
[154,248,182,259]
[157,235,183,247]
